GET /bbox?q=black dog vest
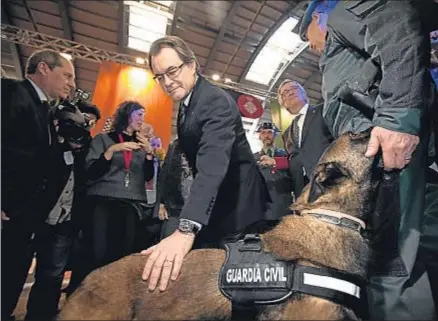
[219,234,366,319]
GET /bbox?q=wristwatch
[178,219,201,235]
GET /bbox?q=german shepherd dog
[59,130,383,320]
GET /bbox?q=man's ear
[308,162,348,203]
[38,62,48,76]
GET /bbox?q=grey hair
[25,49,66,75]
[277,79,309,106]
[148,36,199,72]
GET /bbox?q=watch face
[179,219,194,233]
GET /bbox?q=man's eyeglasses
[153,63,185,82]
[280,88,298,98]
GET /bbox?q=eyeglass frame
[279,87,299,98]
[152,62,186,82]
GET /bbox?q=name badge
[64,151,74,165]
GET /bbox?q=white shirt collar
[183,91,192,107]
[27,78,49,102]
[182,75,199,107]
[298,103,309,116]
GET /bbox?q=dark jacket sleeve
[179,94,237,226]
[85,134,112,181]
[144,158,154,182]
[157,149,172,205]
[351,1,431,135]
[1,80,39,215]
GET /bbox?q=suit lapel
[300,106,318,145]
[177,75,204,133]
[282,125,293,154]
[22,80,51,145]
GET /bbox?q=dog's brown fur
[59,131,380,320]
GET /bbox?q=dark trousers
[25,221,74,320]
[66,198,156,296]
[1,217,35,320]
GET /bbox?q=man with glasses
[278,79,333,198]
[1,49,75,320]
[141,36,272,292]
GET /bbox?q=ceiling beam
[303,70,320,90]
[23,0,39,32]
[1,3,23,79]
[178,16,258,48]
[118,2,127,53]
[170,1,182,35]
[238,1,302,83]
[58,0,73,40]
[57,1,79,82]
[222,0,267,77]
[203,1,242,74]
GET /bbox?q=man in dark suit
[1,49,75,320]
[253,122,292,220]
[141,36,271,292]
[279,79,333,198]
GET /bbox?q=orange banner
[91,61,173,149]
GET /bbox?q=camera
[53,89,101,147]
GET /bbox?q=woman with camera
[73,101,154,288]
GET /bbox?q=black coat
[253,148,292,220]
[1,78,57,221]
[281,105,333,198]
[177,76,271,241]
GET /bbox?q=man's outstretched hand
[141,230,195,291]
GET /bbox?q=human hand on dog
[258,155,276,167]
[141,230,195,291]
[365,126,419,170]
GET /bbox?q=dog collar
[301,209,366,233]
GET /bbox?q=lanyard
[118,133,133,173]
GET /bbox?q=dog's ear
[308,162,348,203]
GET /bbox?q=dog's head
[293,129,383,222]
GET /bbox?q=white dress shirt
[27,78,49,102]
[295,103,309,148]
[292,103,309,176]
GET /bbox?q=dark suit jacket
[253,148,292,220]
[177,76,271,241]
[281,105,333,198]
[1,78,57,220]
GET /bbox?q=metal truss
[1,23,146,68]
[1,23,277,99]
